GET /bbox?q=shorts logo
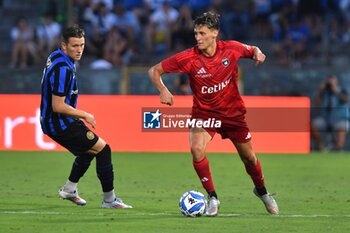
[245,132,251,140]
[71,89,78,95]
[86,131,95,140]
[222,58,230,67]
[143,109,162,129]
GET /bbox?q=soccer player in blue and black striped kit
[40,25,132,208]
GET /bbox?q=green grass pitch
[0,151,349,233]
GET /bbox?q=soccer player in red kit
[148,12,279,216]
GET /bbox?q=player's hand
[160,88,174,106]
[84,112,96,129]
[253,47,266,65]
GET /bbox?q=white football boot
[101,197,133,209]
[58,188,87,206]
[205,196,220,217]
[253,188,279,215]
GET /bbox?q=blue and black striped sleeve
[50,66,73,97]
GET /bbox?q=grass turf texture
[0,151,349,233]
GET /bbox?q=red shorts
[191,109,251,143]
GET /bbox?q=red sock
[244,159,265,189]
[193,157,215,193]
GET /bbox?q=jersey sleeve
[228,40,255,59]
[161,50,191,73]
[50,66,73,96]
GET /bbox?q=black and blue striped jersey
[40,49,80,135]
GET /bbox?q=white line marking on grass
[220,213,350,218]
[0,211,173,216]
[1,211,350,218]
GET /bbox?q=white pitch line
[0,211,173,216]
[0,211,350,218]
[220,213,350,218]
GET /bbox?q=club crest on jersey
[222,58,230,67]
[86,131,95,140]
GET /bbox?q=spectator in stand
[297,0,324,58]
[84,2,114,58]
[103,26,129,66]
[272,8,311,68]
[220,0,251,40]
[303,13,322,52]
[40,0,67,24]
[336,0,350,43]
[188,0,212,17]
[91,0,114,10]
[252,0,272,39]
[112,4,141,47]
[84,26,106,58]
[171,4,194,51]
[338,0,350,41]
[73,0,94,30]
[89,2,115,36]
[36,12,62,59]
[9,17,39,69]
[328,15,342,43]
[121,0,143,10]
[311,75,349,151]
[269,0,295,43]
[283,16,311,67]
[145,1,179,53]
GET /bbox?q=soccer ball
[179,190,207,217]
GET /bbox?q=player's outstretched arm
[148,63,174,106]
[252,46,266,65]
[52,95,96,128]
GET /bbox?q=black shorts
[48,121,99,156]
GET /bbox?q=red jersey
[162,40,255,118]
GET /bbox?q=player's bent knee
[89,138,107,155]
[191,146,205,162]
[190,145,203,154]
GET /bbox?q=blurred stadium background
[0,0,349,150]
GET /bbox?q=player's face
[61,37,85,61]
[194,25,218,51]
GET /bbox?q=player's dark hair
[62,24,85,43]
[194,12,220,30]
